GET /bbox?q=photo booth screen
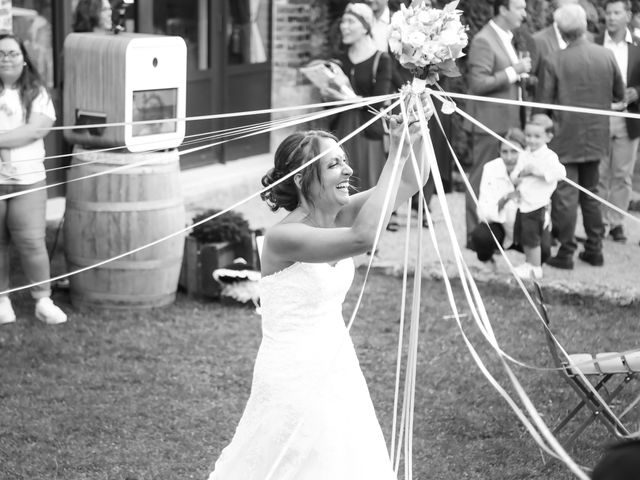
[132,88,178,137]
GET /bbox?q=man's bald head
[554,3,587,42]
[555,0,579,8]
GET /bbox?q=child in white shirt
[511,114,566,280]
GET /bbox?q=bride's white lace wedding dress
[207,258,396,479]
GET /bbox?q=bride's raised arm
[259,94,432,269]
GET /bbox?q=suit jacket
[594,32,640,139]
[532,25,560,80]
[466,22,521,135]
[537,37,625,164]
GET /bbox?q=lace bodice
[259,258,355,339]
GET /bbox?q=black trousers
[465,132,501,245]
[551,161,604,258]
[471,221,551,263]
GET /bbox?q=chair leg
[555,373,633,448]
[554,374,614,435]
[573,374,631,437]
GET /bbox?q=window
[152,0,209,71]
[227,0,270,65]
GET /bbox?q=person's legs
[540,226,551,264]
[598,123,615,229]
[465,132,499,246]
[5,184,51,300]
[471,221,505,262]
[524,245,541,267]
[578,161,604,256]
[512,208,544,278]
[0,199,14,323]
[0,197,9,295]
[550,171,579,261]
[604,121,638,232]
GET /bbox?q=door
[138,0,224,168]
[129,0,273,164]
[223,0,271,160]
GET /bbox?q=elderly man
[538,4,625,269]
[464,0,532,248]
[532,0,579,75]
[595,0,640,244]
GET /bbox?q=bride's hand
[387,94,432,158]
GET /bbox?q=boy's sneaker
[513,263,543,280]
[35,298,67,325]
[0,297,16,324]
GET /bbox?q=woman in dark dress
[323,3,392,192]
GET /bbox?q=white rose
[390,12,405,28]
[407,30,427,48]
[439,29,460,47]
[417,8,441,25]
[435,46,450,61]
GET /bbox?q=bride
[207,94,431,479]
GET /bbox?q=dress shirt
[553,22,568,50]
[371,7,390,53]
[477,157,521,247]
[603,29,634,87]
[510,144,566,213]
[489,20,519,84]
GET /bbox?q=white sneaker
[531,265,543,279]
[35,298,67,325]
[513,263,543,280]
[0,296,16,324]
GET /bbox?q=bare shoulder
[260,221,307,277]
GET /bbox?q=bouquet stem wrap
[411,77,428,94]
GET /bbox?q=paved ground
[207,191,640,306]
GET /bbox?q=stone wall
[271,0,331,151]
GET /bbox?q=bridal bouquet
[388,0,468,92]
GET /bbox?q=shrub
[189,209,252,244]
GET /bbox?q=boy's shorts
[514,207,546,249]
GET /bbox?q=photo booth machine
[63,33,187,152]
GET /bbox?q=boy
[511,114,566,279]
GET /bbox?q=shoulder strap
[371,50,383,85]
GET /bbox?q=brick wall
[271,0,331,150]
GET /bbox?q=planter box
[178,233,259,299]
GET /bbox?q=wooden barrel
[64,148,185,309]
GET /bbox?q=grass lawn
[1,270,639,480]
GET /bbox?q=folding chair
[532,282,640,448]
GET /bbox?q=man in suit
[532,0,579,81]
[538,4,625,269]
[464,0,531,248]
[595,0,640,243]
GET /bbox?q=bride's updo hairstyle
[261,130,339,212]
